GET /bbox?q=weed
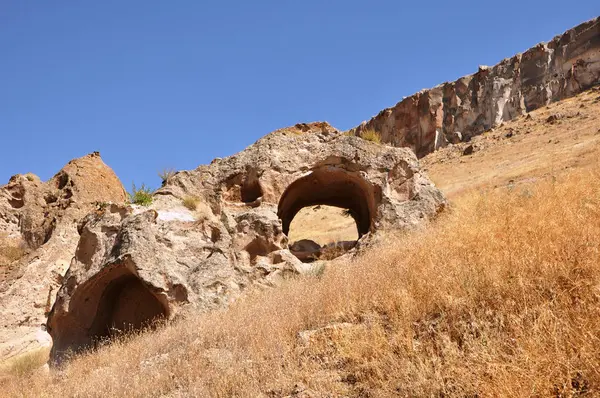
[129,183,153,206]
[182,196,199,211]
[158,168,176,185]
[359,128,382,143]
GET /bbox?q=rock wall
[46,123,446,361]
[351,17,600,158]
[0,153,127,362]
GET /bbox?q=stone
[463,145,475,156]
[348,17,600,158]
[45,122,446,362]
[546,113,565,124]
[446,131,463,144]
[0,152,127,363]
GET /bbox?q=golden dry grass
[288,205,358,245]
[0,234,24,268]
[360,128,382,144]
[0,348,50,378]
[3,163,600,397]
[182,196,200,211]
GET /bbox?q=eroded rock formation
[0,153,127,362]
[46,122,446,361]
[351,17,600,157]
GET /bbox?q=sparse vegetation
[318,242,347,260]
[129,183,153,206]
[182,196,200,211]
[5,165,600,397]
[0,234,25,267]
[158,168,176,185]
[0,348,49,377]
[359,128,381,143]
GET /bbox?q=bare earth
[422,87,600,198]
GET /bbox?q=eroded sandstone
[350,17,600,157]
[46,123,446,361]
[0,152,127,362]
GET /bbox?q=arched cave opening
[48,265,169,362]
[277,167,377,262]
[87,274,168,341]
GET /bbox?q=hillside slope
[3,87,600,398]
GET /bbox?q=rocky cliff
[351,17,600,157]
[46,123,445,361]
[0,153,127,362]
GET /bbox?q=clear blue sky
[1,2,598,191]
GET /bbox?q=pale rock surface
[46,122,446,360]
[350,17,600,157]
[0,152,127,362]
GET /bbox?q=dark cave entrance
[277,167,377,262]
[88,274,168,342]
[48,265,169,362]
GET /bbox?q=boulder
[0,152,127,363]
[46,122,446,361]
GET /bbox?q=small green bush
[359,129,382,144]
[130,183,153,206]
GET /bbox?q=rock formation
[0,153,127,362]
[351,17,600,157]
[46,122,446,361]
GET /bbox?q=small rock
[446,131,463,144]
[546,113,564,124]
[462,144,474,156]
[505,132,514,138]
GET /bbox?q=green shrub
[359,128,382,143]
[129,183,153,206]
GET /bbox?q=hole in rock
[89,275,167,341]
[241,168,263,203]
[49,265,168,361]
[287,205,359,262]
[278,167,377,262]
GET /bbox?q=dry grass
[0,234,24,268]
[359,128,382,144]
[288,205,358,245]
[182,196,200,211]
[0,348,50,378]
[4,165,600,397]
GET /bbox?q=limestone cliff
[46,123,446,361]
[351,17,600,157]
[0,153,127,361]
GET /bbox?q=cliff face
[351,17,600,158]
[0,153,127,362]
[46,123,446,362]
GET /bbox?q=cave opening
[48,265,169,362]
[277,167,377,262]
[88,274,168,343]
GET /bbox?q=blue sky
[1,2,598,191]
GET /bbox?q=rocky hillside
[350,17,599,158]
[0,153,127,362]
[0,16,598,393]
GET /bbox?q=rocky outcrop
[351,17,600,157]
[47,122,446,361]
[0,153,127,362]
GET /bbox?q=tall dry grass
[3,166,600,397]
[0,234,24,268]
